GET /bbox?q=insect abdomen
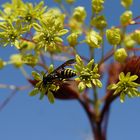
[60,69,76,78]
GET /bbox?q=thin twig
[99,49,114,65]
[0,85,31,111]
[0,89,17,111]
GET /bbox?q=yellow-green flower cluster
[0,0,47,47]
[0,0,25,21]
[33,15,68,52]
[74,55,102,92]
[0,21,27,47]
[1,0,46,24]
[108,72,140,103]
[19,1,47,24]
[30,67,60,103]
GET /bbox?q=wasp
[42,59,76,86]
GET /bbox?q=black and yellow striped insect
[42,59,76,86]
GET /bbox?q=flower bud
[69,18,82,31]
[114,48,127,63]
[86,30,102,48]
[10,54,23,68]
[106,28,121,46]
[72,6,86,22]
[66,0,75,4]
[121,0,133,9]
[0,59,5,69]
[120,10,132,26]
[92,0,104,14]
[22,54,38,67]
[91,15,107,30]
[67,32,80,46]
[124,34,135,49]
[15,40,35,51]
[132,30,140,44]
[54,0,61,3]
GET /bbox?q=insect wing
[43,59,75,81]
[54,59,76,72]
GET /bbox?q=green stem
[100,30,105,60]
[90,47,94,60]
[20,66,29,79]
[50,54,54,64]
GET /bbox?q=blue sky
[0,0,140,140]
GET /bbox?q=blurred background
[0,0,140,140]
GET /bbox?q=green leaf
[39,92,45,100]
[75,54,84,66]
[129,75,138,81]
[47,91,55,104]
[130,82,140,87]
[87,59,94,70]
[54,36,63,42]
[119,72,125,80]
[48,64,54,73]
[36,81,42,87]
[32,71,41,80]
[74,64,83,72]
[57,29,69,36]
[107,84,118,90]
[29,88,39,96]
[14,40,20,49]
[0,23,8,30]
[113,87,123,95]
[35,1,44,9]
[120,92,126,103]
[86,81,92,88]
[33,23,42,32]
[92,64,98,72]
[127,91,133,98]
[126,72,131,78]
[95,79,102,88]
[78,82,86,92]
